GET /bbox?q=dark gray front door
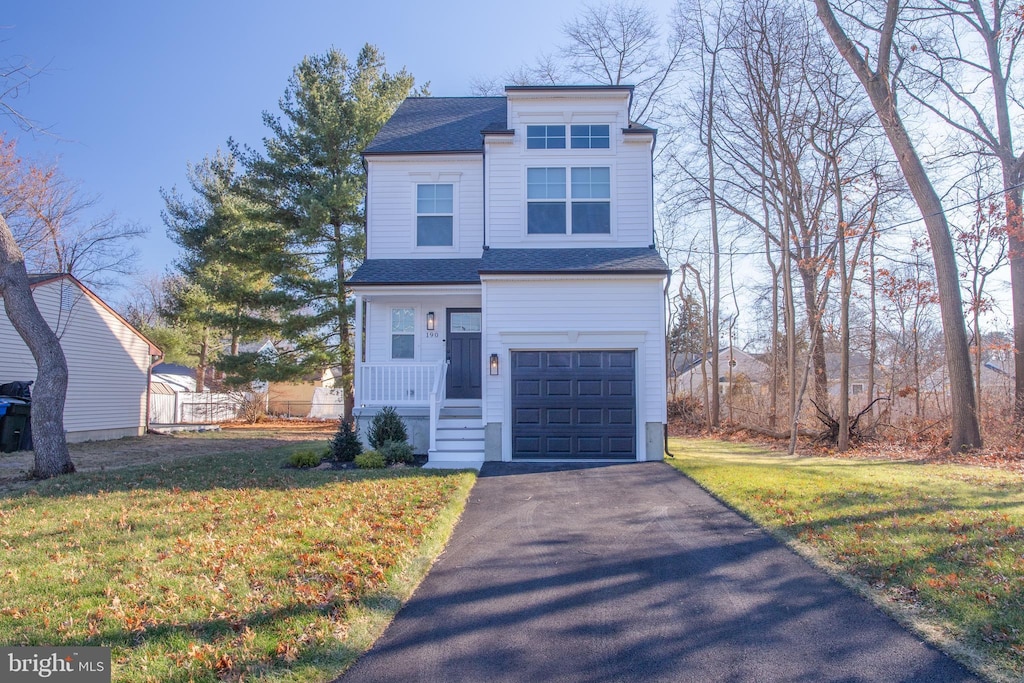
[511,350,636,459]
[446,309,481,399]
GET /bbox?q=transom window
[449,311,481,332]
[527,125,566,149]
[527,167,611,235]
[391,308,415,359]
[571,124,610,149]
[416,184,453,246]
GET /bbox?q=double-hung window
[391,308,415,359]
[527,167,611,235]
[527,167,567,234]
[570,167,611,233]
[416,184,453,246]
[570,125,610,149]
[526,125,566,149]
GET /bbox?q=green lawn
[667,437,1024,682]
[0,443,475,682]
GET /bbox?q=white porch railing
[428,361,449,453]
[357,362,442,405]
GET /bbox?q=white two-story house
[350,85,668,467]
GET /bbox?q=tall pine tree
[235,44,421,415]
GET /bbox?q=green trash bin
[0,403,30,453]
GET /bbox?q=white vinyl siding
[365,155,483,258]
[481,276,667,460]
[0,279,153,441]
[362,294,481,366]
[485,92,653,248]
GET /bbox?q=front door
[446,309,482,399]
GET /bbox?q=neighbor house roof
[363,97,507,155]
[347,259,482,286]
[479,248,669,275]
[23,273,162,356]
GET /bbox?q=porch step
[439,406,482,419]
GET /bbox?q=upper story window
[527,166,611,235]
[391,307,415,359]
[527,125,566,149]
[570,167,611,233]
[571,125,610,149]
[416,184,453,246]
[527,167,567,234]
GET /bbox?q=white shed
[0,274,161,443]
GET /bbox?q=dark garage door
[511,350,636,460]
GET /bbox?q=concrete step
[434,436,485,451]
[440,406,482,419]
[436,417,481,430]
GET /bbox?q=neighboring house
[0,274,162,442]
[349,85,669,467]
[671,347,770,399]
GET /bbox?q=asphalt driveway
[339,461,980,682]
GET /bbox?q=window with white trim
[526,125,566,149]
[391,308,415,359]
[527,167,611,235]
[416,184,453,246]
[571,124,610,149]
[527,167,566,234]
[570,167,611,234]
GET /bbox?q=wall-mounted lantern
[489,353,500,376]
[426,311,436,331]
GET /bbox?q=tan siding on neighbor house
[0,278,156,441]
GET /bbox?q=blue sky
[4,0,676,298]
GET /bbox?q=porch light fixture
[426,311,436,331]
[489,353,500,376]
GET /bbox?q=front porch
[352,287,485,468]
[353,362,484,468]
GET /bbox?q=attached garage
[511,350,636,460]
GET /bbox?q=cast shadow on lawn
[0,447,468,502]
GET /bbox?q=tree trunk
[334,225,355,420]
[706,51,721,429]
[798,264,829,409]
[0,213,73,478]
[815,0,981,451]
[868,230,878,424]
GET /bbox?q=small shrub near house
[379,439,415,465]
[368,406,408,449]
[287,449,322,469]
[330,419,363,462]
[355,451,386,469]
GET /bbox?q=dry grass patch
[0,443,474,682]
[668,437,1024,683]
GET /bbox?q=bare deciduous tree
[815,0,982,451]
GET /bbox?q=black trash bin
[0,399,30,453]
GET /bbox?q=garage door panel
[547,408,572,425]
[547,352,573,368]
[511,350,636,460]
[547,380,572,396]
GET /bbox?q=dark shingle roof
[347,259,482,286]
[363,97,507,155]
[479,248,669,275]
